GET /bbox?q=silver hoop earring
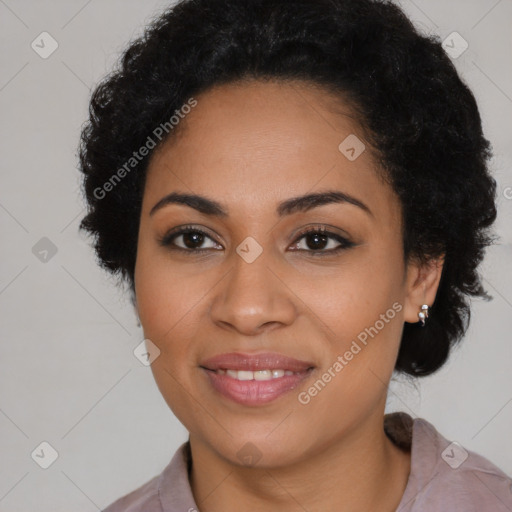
[418,304,429,326]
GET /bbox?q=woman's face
[135,80,425,467]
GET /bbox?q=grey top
[103,413,512,511]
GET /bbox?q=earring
[418,304,429,326]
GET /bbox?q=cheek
[295,247,404,339]
[297,245,406,393]
[134,238,198,340]
[293,281,404,438]
[134,249,206,424]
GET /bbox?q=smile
[199,352,315,406]
[213,369,300,380]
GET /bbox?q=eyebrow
[149,190,373,218]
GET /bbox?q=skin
[134,79,444,512]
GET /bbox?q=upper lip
[200,352,315,372]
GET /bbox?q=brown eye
[290,227,355,255]
[159,226,222,252]
[303,232,329,251]
[181,231,207,249]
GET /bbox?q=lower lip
[202,368,313,406]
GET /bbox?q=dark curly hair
[78,0,497,377]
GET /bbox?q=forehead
[144,79,398,222]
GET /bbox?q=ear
[403,255,445,324]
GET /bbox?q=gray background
[0,0,511,510]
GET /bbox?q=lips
[200,352,315,406]
[200,352,315,372]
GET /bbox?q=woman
[79,0,511,510]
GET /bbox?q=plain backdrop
[0,0,511,510]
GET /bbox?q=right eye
[158,225,223,253]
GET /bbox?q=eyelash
[158,224,355,256]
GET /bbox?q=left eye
[290,229,354,254]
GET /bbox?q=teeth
[217,369,298,380]
[254,370,272,381]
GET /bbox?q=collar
[156,412,420,510]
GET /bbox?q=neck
[189,411,411,512]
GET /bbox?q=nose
[209,248,297,336]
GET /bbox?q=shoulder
[101,441,193,512]
[400,416,512,511]
[102,473,161,512]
